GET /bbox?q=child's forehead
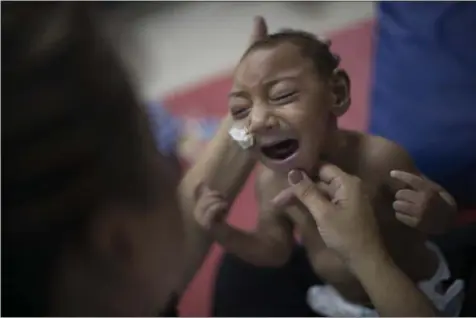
[234,41,312,82]
[241,41,306,66]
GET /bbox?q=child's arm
[375,138,457,234]
[210,214,294,267]
[194,170,295,267]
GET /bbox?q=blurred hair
[242,29,342,79]
[1,2,161,315]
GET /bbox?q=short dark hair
[242,29,341,79]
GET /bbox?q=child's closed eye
[270,91,298,103]
[230,107,251,119]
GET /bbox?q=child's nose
[248,108,278,134]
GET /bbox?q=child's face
[230,42,334,173]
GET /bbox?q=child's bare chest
[261,169,424,261]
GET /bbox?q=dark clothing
[158,293,179,317]
[213,245,322,317]
[212,223,476,317]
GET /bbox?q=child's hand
[193,184,229,230]
[390,170,457,234]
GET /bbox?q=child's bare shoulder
[359,133,419,189]
[364,134,412,165]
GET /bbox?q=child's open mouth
[261,139,299,161]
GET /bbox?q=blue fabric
[146,102,182,157]
[145,102,222,158]
[369,2,476,205]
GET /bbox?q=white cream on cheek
[228,124,255,149]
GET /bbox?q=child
[193,30,461,314]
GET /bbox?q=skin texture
[283,164,437,316]
[194,36,457,304]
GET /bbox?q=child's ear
[330,69,351,117]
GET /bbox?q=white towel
[307,242,465,317]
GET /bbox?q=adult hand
[176,16,269,296]
[249,16,268,45]
[285,164,384,262]
[274,164,438,317]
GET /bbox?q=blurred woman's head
[2,2,184,315]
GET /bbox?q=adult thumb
[249,16,268,45]
[288,170,333,220]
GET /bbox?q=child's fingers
[204,201,228,224]
[395,212,419,228]
[393,200,420,217]
[395,189,421,203]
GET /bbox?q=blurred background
[98,1,374,100]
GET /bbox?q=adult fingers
[395,212,419,228]
[395,189,421,203]
[318,163,347,186]
[199,196,219,212]
[271,182,331,209]
[207,201,228,216]
[421,174,445,192]
[204,201,228,226]
[207,190,224,200]
[390,170,427,191]
[288,170,333,220]
[270,187,295,209]
[393,200,420,217]
[249,16,268,45]
[194,183,223,199]
[419,176,456,206]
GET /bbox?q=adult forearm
[177,114,256,292]
[211,223,291,267]
[179,115,255,208]
[349,247,437,317]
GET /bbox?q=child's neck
[313,121,349,178]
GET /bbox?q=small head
[229,30,350,173]
[2,3,184,316]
